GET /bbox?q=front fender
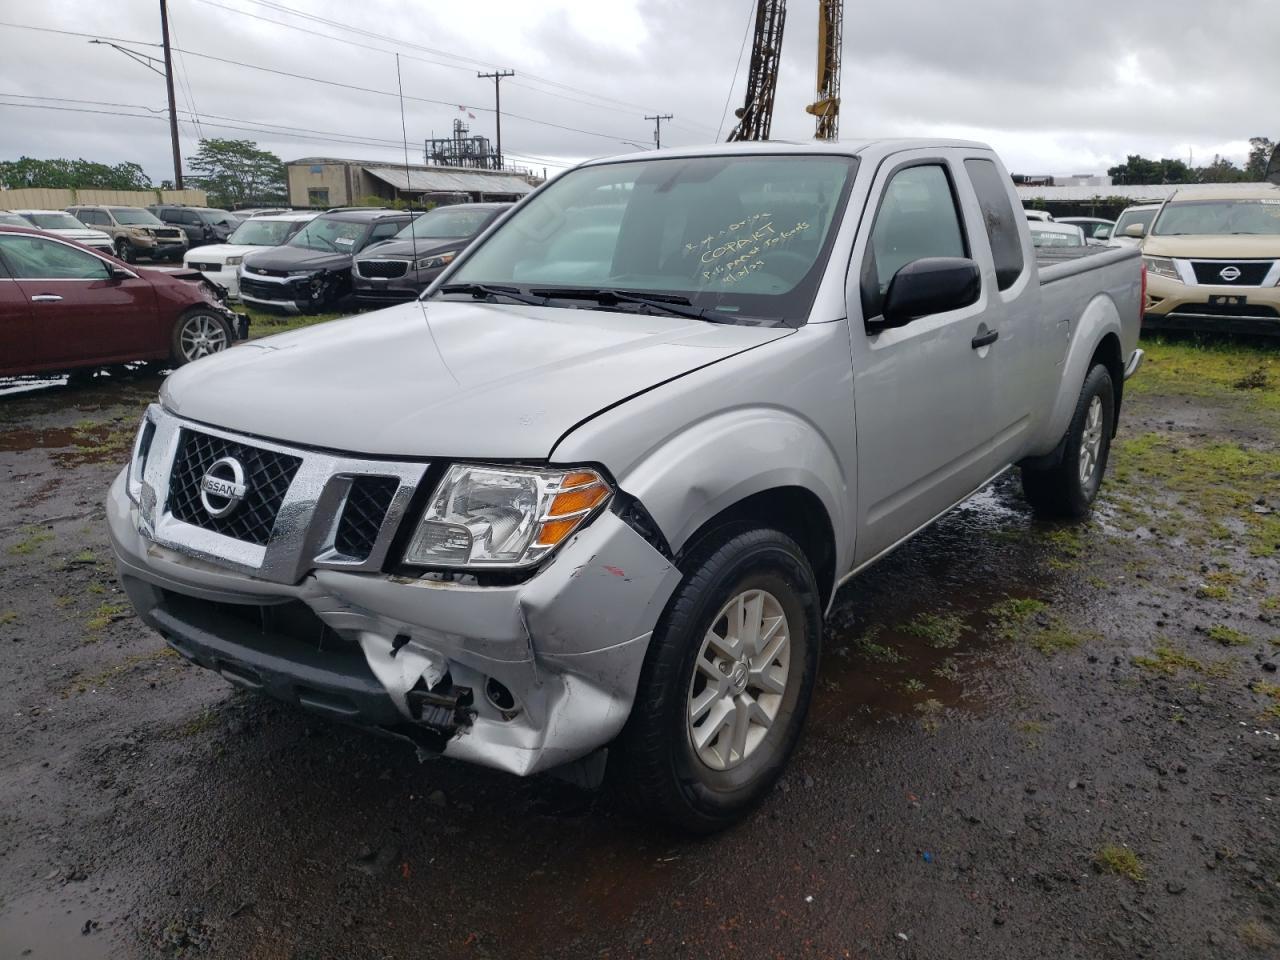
[612,406,850,576]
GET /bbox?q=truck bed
[1035,244,1134,279]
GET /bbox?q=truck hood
[184,242,267,264]
[47,227,111,243]
[161,300,791,459]
[242,245,351,273]
[354,238,460,261]
[1143,234,1280,258]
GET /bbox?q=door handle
[971,329,999,349]
[31,295,63,303]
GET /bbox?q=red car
[0,224,247,379]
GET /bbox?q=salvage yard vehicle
[1109,203,1159,247]
[11,209,115,255]
[107,140,1142,831]
[1029,221,1086,248]
[351,202,511,306]
[183,211,316,300]
[1058,216,1114,243]
[66,204,188,263]
[1138,183,1280,336]
[149,204,242,249]
[237,208,414,312]
[0,225,245,378]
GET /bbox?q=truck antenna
[396,54,421,272]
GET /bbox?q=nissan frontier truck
[108,140,1143,831]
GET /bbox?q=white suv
[182,211,315,300]
[12,209,114,255]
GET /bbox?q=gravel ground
[0,337,1277,959]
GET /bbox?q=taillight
[1140,261,1147,307]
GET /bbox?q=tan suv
[66,205,188,263]
[1137,184,1280,336]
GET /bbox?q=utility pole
[158,0,183,188]
[477,70,514,170]
[645,113,673,150]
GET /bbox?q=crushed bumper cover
[107,471,682,776]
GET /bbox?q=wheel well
[1090,332,1124,432]
[674,487,837,610]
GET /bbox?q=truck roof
[582,138,992,167]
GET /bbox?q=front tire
[114,239,135,263]
[1022,362,1115,519]
[610,528,821,833]
[170,309,231,366]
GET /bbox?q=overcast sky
[1,0,1277,183]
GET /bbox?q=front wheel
[610,528,821,833]
[114,239,135,263]
[170,309,231,366]
[1022,362,1115,519]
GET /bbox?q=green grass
[243,306,345,340]
[850,625,904,664]
[86,601,130,631]
[1133,645,1204,676]
[8,526,54,556]
[898,611,970,649]
[1207,624,1252,647]
[1129,338,1280,416]
[1095,844,1145,882]
[0,610,16,626]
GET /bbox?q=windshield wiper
[527,287,740,324]
[437,282,549,306]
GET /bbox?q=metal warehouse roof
[1016,182,1272,203]
[363,166,534,195]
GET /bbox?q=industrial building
[286,157,539,208]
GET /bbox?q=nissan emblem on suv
[1219,265,1242,282]
[200,457,248,518]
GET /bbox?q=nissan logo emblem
[1219,265,1242,282]
[200,456,248,518]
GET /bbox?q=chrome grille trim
[134,406,428,584]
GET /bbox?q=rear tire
[610,528,821,833]
[1022,362,1115,519]
[170,309,231,366]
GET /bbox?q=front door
[0,234,157,367]
[0,257,34,375]
[846,154,1001,565]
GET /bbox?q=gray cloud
[1,0,1276,185]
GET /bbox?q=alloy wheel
[179,314,229,362]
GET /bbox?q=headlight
[288,269,314,277]
[404,464,612,569]
[126,408,158,506]
[1142,256,1180,282]
[225,256,243,266]
[414,251,456,271]
[130,227,151,237]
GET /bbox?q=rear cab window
[963,158,1025,291]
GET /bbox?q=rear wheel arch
[1089,331,1124,433]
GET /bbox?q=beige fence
[0,187,207,209]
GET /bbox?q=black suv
[238,208,415,313]
[149,205,242,248]
[352,202,511,306]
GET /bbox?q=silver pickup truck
[108,140,1143,832]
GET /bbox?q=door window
[861,164,967,319]
[364,221,402,247]
[0,235,110,279]
[964,158,1025,290]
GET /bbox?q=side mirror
[107,264,133,281]
[875,257,981,328]
[1123,223,1146,239]
[1096,226,1112,240]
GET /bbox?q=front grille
[1189,260,1274,286]
[167,430,302,546]
[1169,303,1280,319]
[334,477,399,559]
[156,229,185,241]
[190,262,221,272]
[356,259,409,279]
[239,277,299,301]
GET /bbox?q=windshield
[1153,198,1280,236]
[229,218,300,246]
[397,206,497,240]
[287,217,367,252]
[0,213,28,226]
[110,207,164,226]
[440,154,859,323]
[1031,226,1083,247]
[25,212,87,230]
[200,209,238,225]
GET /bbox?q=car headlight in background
[1142,256,1180,282]
[404,465,612,569]
[414,251,455,271]
[129,227,151,238]
[288,269,315,277]
[225,256,243,266]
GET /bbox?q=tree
[0,156,151,190]
[186,139,286,208]
[1195,155,1248,183]
[1245,137,1276,180]
[1107,155,1196,185]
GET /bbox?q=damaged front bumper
[106,469,682,776]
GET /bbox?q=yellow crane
[726,0,843,143]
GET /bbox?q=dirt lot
[1,334,1278,959]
